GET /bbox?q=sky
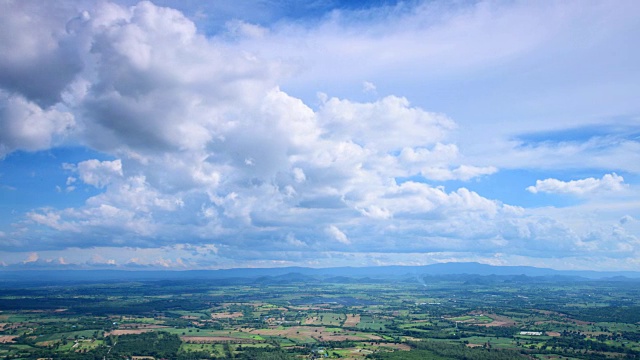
[1,0,639,271]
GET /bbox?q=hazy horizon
[1,0,639,272]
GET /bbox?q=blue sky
[1,0,639,271]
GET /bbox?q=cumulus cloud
[0,1,86,106]
[76,1,281,158]
[527,173,627,196]
[397,144,496,181]
[317,95,455,152]
[65,159,123,188]
[0,92,75,157]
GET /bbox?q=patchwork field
[344,314,361,327]
[2,274,640,359]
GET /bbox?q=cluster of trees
[386,322,519,340]
[0,345,109,360]
[0,297,99,310]
[110,331,181,358]
[30,317,113,337]
[369,341,528,360]
[563,306,640,324]
[622,332,640,341]
[460,325,518,338]
[75,297,209,316]
[237,347,299,359]
[542,337,639,357]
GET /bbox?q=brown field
[375,343,411,351]
[476,314,516,327]
[105,329,155,336]
[479,321,511,327]
[348,347,373,358]
[466,343,484,348]
[250,326,381,342]
[220,302,260,308]
[36,340,57,346]
[546,331,561,337]
[584,331,609,337]
[0,335,17,343]
[402,336,422,342]
[181,336,255,343]
[259,306,288,312]
[304,316,319,325]
[120,324,167,329]
[287,306,325,311]
[534,310,557,315]
[344,314,361,327]
[211,312,243,319]
[534,320,565,326]
[455,318,476,324]
[567,318,593,326]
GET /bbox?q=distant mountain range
[2,262,640,285]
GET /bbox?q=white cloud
[285,233,305,247]
[358,205,392,220]
[90,254,117,266]
[399,144,459,165]
[27,210,79,232]
[225,19,268,39]
[68,159,123,188]
[362,81,376,93]
[241,1,568,93]
[472,131,640,175]
[292,167,306,183]
[0,1,86,106]
[397,144,496,181]
[317,95,455,152]
[237,0,640,179]
[326,225,350,244]
[76,1,281,158]
[0,92,75,157]
[620,215,635,225]
[527,173,627,196]
[421,165,497,181]
[23,252,38,264]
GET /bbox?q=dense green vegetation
[371,341,528,360]
[110,332,181,358]
[1,273,640,359]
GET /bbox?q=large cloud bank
[0,0,639,270]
